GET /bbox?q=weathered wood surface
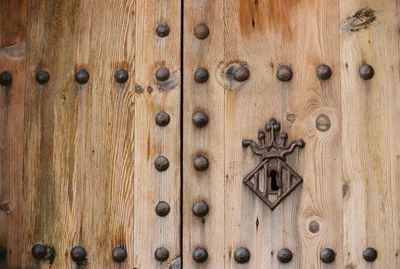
[340,1,400,269]
[0,1,27,269]
[0,1,181,268]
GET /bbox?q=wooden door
[0,1,181,268]
[183,0,400,269]
[1,1,400,269]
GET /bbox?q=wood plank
[184,0,343,268]
[183,0,225,268]
[280,1,343,268]
[340,2,400,268]
[22,1,83,268]
[0,1,27,268]
[134,0,181,268]
[76,1,136,268]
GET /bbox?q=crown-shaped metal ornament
[242,119,305,210]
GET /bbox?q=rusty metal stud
[32,244,48,260]
[70,246,87,264]
[192,200,209,217]
[154,247,169,262]
[0,71,12,87]
[276,65,293,81]
[194,23,210,39]
[154,156,169,172]
[316,64,332,80]
[0,245,6,260]
[114,69,129,83]
[36,70,50,85]
[363,247,378,262]
[193,155,209,171]
[192,248,208,263]
[112,247,127,263]
[75,69,90,84]
[194,68,209,83]
[156,23,170,37]
[233,66,250,82]
[359,64,374,80]
[234,247,250,263]
[192,112,209,128]
[277,248,293,263]
[155,201,170,217]
[155,112,170,127]
[155,67,170,81]
[320,248,336,264]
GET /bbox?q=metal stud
[0,245,6,260]
[316,64,332,80]
[192,111,209,128]
[155,201,170,217]
[320,248,336,264]
[359,64,374,80]
[112,247,127,263]
[363,247,378,262]
[193,155,209,171]
[155,112,170,127]
[36,70,50,85]
[154,156,169,172]
[155,67,170,81]
[192,248,208,263]
[233,66,250,82]
[194,23,210,39]
[75,69,90,84]
[234,247,250,263]
[32,244,48,260]
[114,69,129,84]
[154,247,169,262]
[192,200,209,217]
[194,68,209,83]
[70,246,87,265]
[276,65,293,81]
[0,71,12,87]
[156,23,170,37]
[277,248,293,263]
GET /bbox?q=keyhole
[269,170,279,191]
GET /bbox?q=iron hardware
[154,247,169,262]
[363,247,378,262]
[194,68,209,83]
[155,112,171,127]
[112,247,127,263]
[242,119,304,210]
[277,248,293,263]
[194,23,210,40]
[0,71,12,87]
[320,248,336,263]
[36,70,50,85]
[192,248,208,263]
[70,246,87,266]
[316,64,332,80]
[155,201,170,217]
[156,23,170,37]
[234,247,251,263]
[155,67,170,81]
[359,63,374,80]
[276,65,293,81]
[0,245,6,260]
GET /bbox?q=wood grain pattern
[1,1,181,268]
[183,0,225,268]
[134,0,181,268]
[340,1,400,268]
[0,1,27,268]
[184,0,343,268]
